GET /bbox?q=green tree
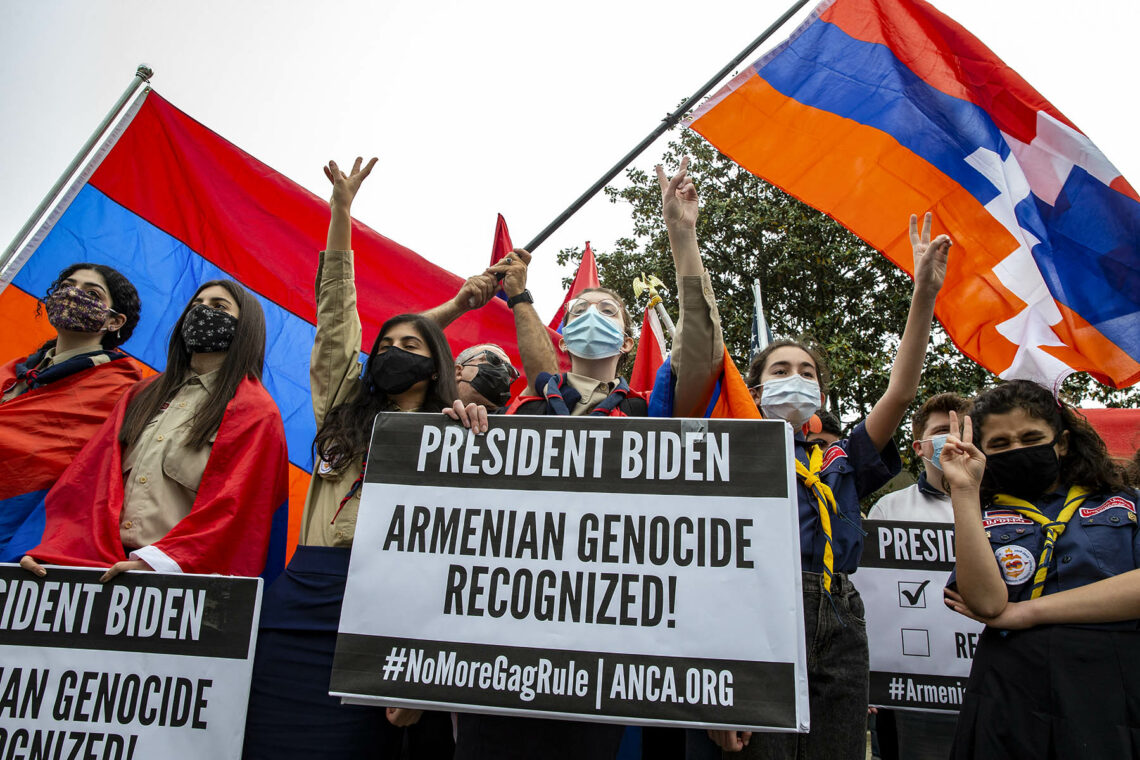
[557,127,1139,473]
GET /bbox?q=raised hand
[324,156,378,211]
[940,410,986,493]
[657,156,699,230]
[455,272,499,311]
[487,248,531,299]
[910,212,951,298]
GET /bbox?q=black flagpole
[523,0,810,253]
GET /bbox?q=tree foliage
[557,127,1138,472]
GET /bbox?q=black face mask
[983,440,1061,500]
[462,362,512,407]
[181,304,237,353]
[368,347,436,396]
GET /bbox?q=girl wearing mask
[19,279,288,579]
[700,213,949,758]
[443,159,721,760]
[0,263,143,557]
[243,158,458,759]
[942,380,1140,757]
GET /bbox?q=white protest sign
[860,519,982,712]
[0,565,261,758]
[332,413,809,732]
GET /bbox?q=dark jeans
[733,571,869,760]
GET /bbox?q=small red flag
[548,242,601,331]
[629,305,667,393]
[489,213,513,268]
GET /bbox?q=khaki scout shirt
[120,370,219,549]
[563,373,618,415]
[669,273,724,418]
[298,250,370,548]
[1,345,104,402]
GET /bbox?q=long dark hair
[313,313,458,466]
[36,262,141,350]
[119,280,266,450]
[970,380,1129,499]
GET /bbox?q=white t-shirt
[867,478,953,522]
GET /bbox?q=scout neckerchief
[542,373,633,417]
[331,458,369,524]
[991,485,1092,599]
[795,445,840,592]
[3,346,129,395]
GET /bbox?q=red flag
[548,242,601,331]
[630,306,666,393]
[489,213,513,268]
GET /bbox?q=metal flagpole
[522,0,810,253]
[0,64,154,275]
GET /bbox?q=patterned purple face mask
[181,303,238,353]
[45,285,113,333]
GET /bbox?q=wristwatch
[507,289,534,309]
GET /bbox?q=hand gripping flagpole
[0,64,154,278]
[632,273,676,339]
[522,0,809,253]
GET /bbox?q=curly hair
[969,379,1129,499]
[38,262,141,349]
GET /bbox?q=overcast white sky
[2,0,1137,323]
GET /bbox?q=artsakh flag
[690,0,1140,390]
[548,241,601,332]
[629,305,667,392]
[0,90,532,564]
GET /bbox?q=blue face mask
[562,307,626,359]
[920,433,949,470]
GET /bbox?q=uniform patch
[995,544,1035,585]
[1078,496,1136,519]
[982,510,1034,528]
[820,445,847,471]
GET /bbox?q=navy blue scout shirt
[797,421,901,574]
[983,490,1140,616]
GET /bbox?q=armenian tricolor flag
[0,89,531,566]
[690,0,1139,390]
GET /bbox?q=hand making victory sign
[910,211,950,298]
[657,155,698,230]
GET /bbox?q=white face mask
[759,374,821,427]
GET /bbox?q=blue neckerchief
[541,373,632,416]
[8,346,128,392]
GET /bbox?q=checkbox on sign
[901,628,931,657]
[898,580,930,608]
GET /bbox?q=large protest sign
[332,413,809,732]
[0,565,260,758]
[860,520,982,712]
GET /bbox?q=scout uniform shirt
[120,369,219,571]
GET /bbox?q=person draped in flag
[941,380,1140,758]
[443,158,721,760]
[0,263,143,557]
[18,277,288,579]
[699,214,950,758]
[244,157,459,759]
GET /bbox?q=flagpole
[0,64,154,275]
[523,0,810,253]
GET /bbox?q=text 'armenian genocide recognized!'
[331,413,809,732]
[0,567,261,759]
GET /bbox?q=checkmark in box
[898,580,930,608]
